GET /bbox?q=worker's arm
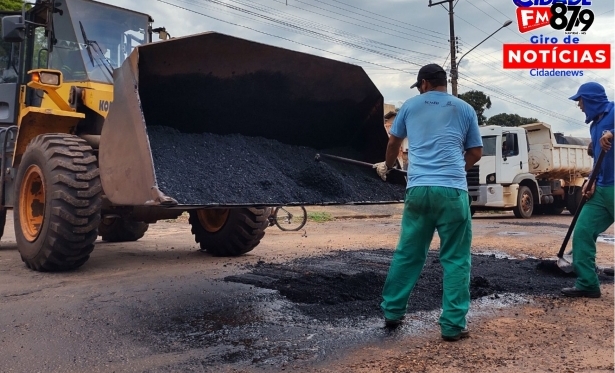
[464,147,482,171]
[385,135,404,168]
[374,135,404,181]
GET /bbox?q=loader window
[32,27,49,69]
[49,2,88,82]
[0,17,18,83]
[65,0,149,82]
[47,0,149,83]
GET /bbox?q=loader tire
[0,208,6,240]
[99,217,149,242]
[13,134,101,272]
[189,207,271,257]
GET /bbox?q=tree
[458,90,492,126]
[0,0,23,11]
[486,113,539,127]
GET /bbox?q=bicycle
[268,205,308,231]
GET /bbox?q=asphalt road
[0,207,612,372]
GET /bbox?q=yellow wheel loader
[0,0,401,272]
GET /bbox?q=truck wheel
[99,217,149,242]
[189,207,271,256]
[13,134,101,271]
[513,186,533,218]
[566,187,583,215]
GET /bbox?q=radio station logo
[514,0,594,34]
[504,0,609,76]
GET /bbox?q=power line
[285,0,449,49]
[458,82,588,133]
[182,0,432,66]
[309,0,448,38]
[250,0,445,57]
[154,0,609,124]
[459,72,588,127]
[481,0,510,20]
[183,0,448,65]
[156,0,421,71]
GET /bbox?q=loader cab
[0,11,21,126]
[1,0,151,86]
[48,0,151,84]
[0,0,154,136]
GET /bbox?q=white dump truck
[468,122,592,218]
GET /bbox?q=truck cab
[468,125,533,216]
[469,122,591,218]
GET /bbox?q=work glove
[373,161,391,181]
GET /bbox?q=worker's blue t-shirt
[390,91,482,191]
[589,101,614,187]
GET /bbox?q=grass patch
[307,211,334,223]
[161,211,189,223]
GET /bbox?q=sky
[102,0,614,138]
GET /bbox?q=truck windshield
[49,0,149,83]
[481,135,497,156]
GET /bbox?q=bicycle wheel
[274,206,307,231]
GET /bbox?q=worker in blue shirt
[373,63,482,341]
[563,82,614,298]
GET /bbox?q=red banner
[516,7,552,33]
[503,44,611,69]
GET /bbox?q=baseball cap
[410,63,447,89]
[568,82,606,101]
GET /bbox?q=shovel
[314,153,408,185]
[555,149,606,273]
[314,153,407,174]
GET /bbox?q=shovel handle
[557,149,606,258]
[315,153,407,175]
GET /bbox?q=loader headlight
[39,72,60,85]
[29,70,61,86]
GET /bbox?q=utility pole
[429,0,458,96]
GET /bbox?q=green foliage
[0,0,23,11]
[458,90,492,126]
[307,211,334,223]
[486,113,540,127]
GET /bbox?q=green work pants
[572,186,615,291]
[381,186,472,337]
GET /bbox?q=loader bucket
[99,32,405,207]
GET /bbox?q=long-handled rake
[555,149,606,273]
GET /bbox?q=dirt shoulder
[304,286,614,373]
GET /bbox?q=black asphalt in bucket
[147,126,406,206]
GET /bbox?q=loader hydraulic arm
[27,69,73,112]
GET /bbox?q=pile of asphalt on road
[147,126,406,205]
[225,249,614,322]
